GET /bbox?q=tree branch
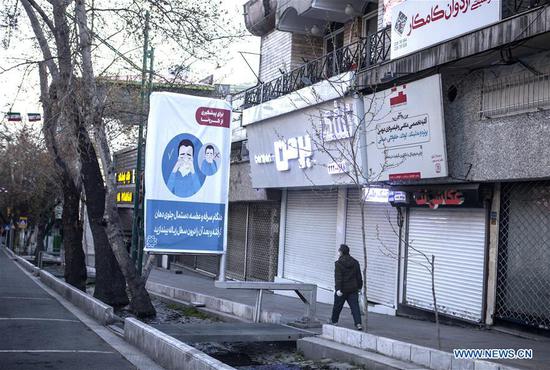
[20,0,60,80]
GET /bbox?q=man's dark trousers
[331,290,361,325]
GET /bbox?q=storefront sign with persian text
[391,0,500,59]
[364,74,448,182]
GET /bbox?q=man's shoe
[356,324,363,331]
[327,320,338,326]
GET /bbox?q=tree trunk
[74,0,155,317]
[61,182,87,291]
[34,221,47,261]
[38,63,86,291]
[359,199,369,330]
[77,124,129,307]
[431,255,441,349]
[93,123,155,317]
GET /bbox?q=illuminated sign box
[116,191,133,203]
[115,170,135,185]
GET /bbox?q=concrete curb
[146,281,282,324]
[15,255,40,275]
[3,247,16,258]
[298,336,428,369]
[322,325,521,370]
[124,317,235,370]
[38,269,115,325]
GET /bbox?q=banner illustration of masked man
[144,92,231,253]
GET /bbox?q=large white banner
[364,74,447,182]
[144,92,231,254]
[391,0,501,59]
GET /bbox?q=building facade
[240,0,550,331]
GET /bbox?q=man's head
[177,139,195,173]
[204,145,215,163]
[338,244,350,257]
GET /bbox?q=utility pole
[131,11,154,273]
[136,46,155,275]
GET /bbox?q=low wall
[124,318,235,370]
[38,270,114,325]
[322,325,520,370]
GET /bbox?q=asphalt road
[0,249,136,370]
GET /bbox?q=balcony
[242,26,391,108]
[241,1,549,110]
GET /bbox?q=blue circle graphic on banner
[162,133,206,198]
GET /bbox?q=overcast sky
[0,0,260,121]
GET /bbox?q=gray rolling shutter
[246,202,280,281]
[345,189,399,307]
[284,190,338,290]
[226,203,248,280]
[195,255,219,275]
[406,208,486,322]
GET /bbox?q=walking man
[330,244,363,330]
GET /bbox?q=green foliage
[166,303,215,320]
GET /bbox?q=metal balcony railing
[242,26,391,108]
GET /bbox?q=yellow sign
[116,170,134,185]
[116,191,133,203]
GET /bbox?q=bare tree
[5,0,243,316]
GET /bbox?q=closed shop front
[246,97,369,304]
[283,189,338,291]
[226,203,248,279]
[174,201,280,281]
[495,182,550,330]
[405,207,487,322]
[345,189,399,308]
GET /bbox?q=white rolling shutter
[345,189,399,307]
[406,208,486,322]
[284,190,338,290]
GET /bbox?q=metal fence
[480,70,550,119]
[496,182,550,330]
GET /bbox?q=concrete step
[298,336,429,370]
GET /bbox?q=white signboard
[391,0,501,59]
[247,97,362,188]
[364,74,447,182]
[144,92,231,254]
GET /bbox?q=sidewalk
[0,249,137,370]
[149,268,550,370]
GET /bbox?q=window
[480,70,550,119]
[324,27,345,54]
[324,27,345,77]
[362,5,379,39]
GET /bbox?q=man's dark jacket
[335,255,363,294]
